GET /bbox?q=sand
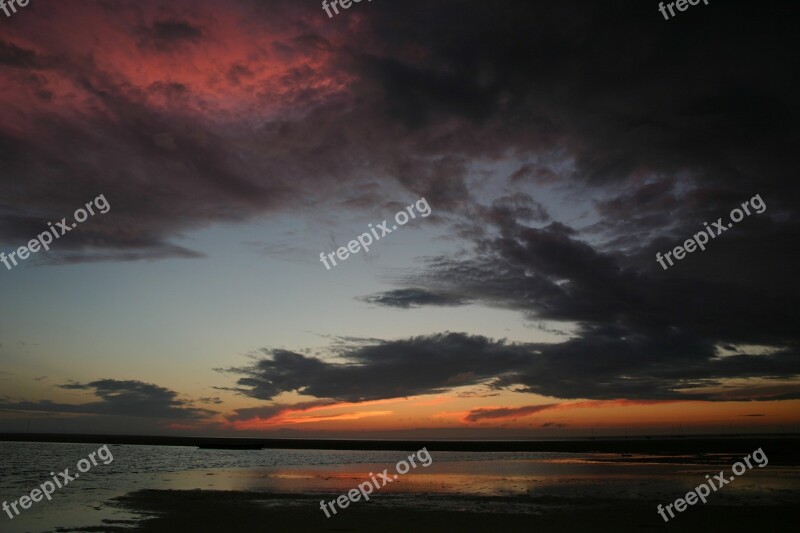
[54,489,800,532]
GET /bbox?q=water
[1,442,798,532]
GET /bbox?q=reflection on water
[0,443,798,532]
[161,457,799,500]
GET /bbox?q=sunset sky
[1,0,798,438]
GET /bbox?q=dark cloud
[0,40,41,68]
[224,334,531,403]
[2,0,796,268]
[457,390,500,399]
[0,379,214,419]
[226,64,256,86]
[363,192,799,400]
[198,396,224,405]
[226,400,333,422]
[360,288,467,309]
[504,328,799,401]
[225,333,800,403]
[465,404,557,423]
[137,19,204,51]
[41,245,206,265]
[374,218,798,341]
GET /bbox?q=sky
[0,0,798,438]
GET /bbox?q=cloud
[456,390,500,399]
[0,379,214,419]
[0,2,360,262]
[226,400,333,422]
[464,404,557,422]
[136,19,204,52]
[0,40,42,68]
[361,189,799,402]
[198,396,224,405]
[370,218,797,341]
[223,333,800,404]
[1,0,796,273]
[346,1,799,404]
[360,288,468,309]
[223,333,531,402]
[464,399,682,422]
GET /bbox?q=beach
[1,437,797,532]
[102,490,799,532]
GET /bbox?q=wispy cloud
[463,400,684,423]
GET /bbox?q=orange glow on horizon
[217,390,800,434]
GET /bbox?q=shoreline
[2,433,799,456]
[56,489,800,532]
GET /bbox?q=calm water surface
[1,442,797,532]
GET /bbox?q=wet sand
[59,490,800,532]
